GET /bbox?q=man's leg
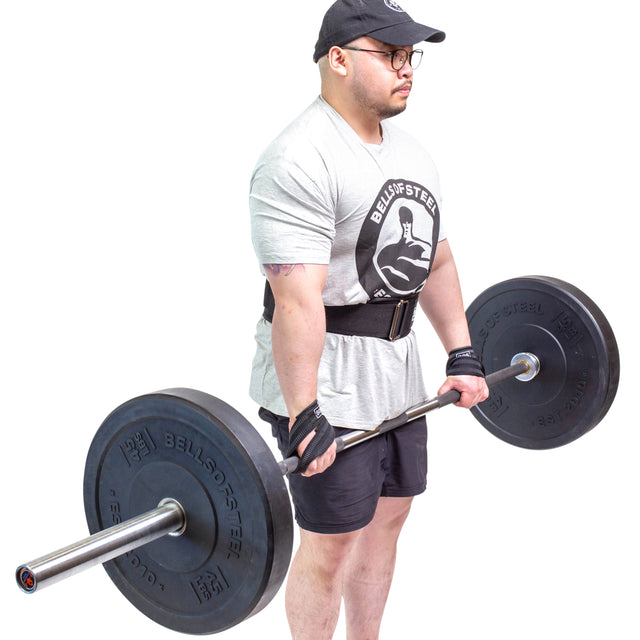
[343,496,414,640]
[285,527,361,640]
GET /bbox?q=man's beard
[374,101,407,120]
[352,79,407,121]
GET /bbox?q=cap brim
[367,21,445,46]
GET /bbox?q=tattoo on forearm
[264,264,305,276]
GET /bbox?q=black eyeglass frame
[340,46,423,71]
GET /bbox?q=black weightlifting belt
[262,282,418,342]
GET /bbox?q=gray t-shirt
[250,96,445,430]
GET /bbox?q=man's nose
[399,62,413,79]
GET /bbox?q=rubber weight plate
[83,388,293,634]
[466,276,619,449]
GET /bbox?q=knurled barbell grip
[278,359,532,475]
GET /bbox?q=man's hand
[437,375,489,409]
[296,434,337,477]
[287,400,337,477]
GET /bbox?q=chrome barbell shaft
[16,499,185,594]
[278,357,535,475]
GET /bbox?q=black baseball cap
[313,0,445,63]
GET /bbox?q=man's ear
[327,46,349,77]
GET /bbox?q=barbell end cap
[510,352,541,382]
[16,566,37,594]
[278,456,299,476]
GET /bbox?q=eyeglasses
[341,47,423,71]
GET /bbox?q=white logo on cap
[384,0,405,12]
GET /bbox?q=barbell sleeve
[278,357,533,475]
[16,499,185,594]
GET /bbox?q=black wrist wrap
[287,401,335,474]
[446,346,485,378]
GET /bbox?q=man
[249,1,489,638]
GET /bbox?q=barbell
[15,276,619,634]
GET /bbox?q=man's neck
[321,91,383,145]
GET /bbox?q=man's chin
[378,102,408,121]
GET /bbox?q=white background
[1,1,637,638]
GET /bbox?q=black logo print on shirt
[355,179,440,299]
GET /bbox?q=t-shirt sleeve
[249,148,336,267]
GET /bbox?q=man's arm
[419,240,489,408]
[265,263,337,476]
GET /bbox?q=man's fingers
[438,376,489,409]
[301,441,337,477]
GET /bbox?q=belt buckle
[388,299,409,341]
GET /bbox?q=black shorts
[258,408,428,535]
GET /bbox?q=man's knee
[299,528,362,574]
[371,497,413,535]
